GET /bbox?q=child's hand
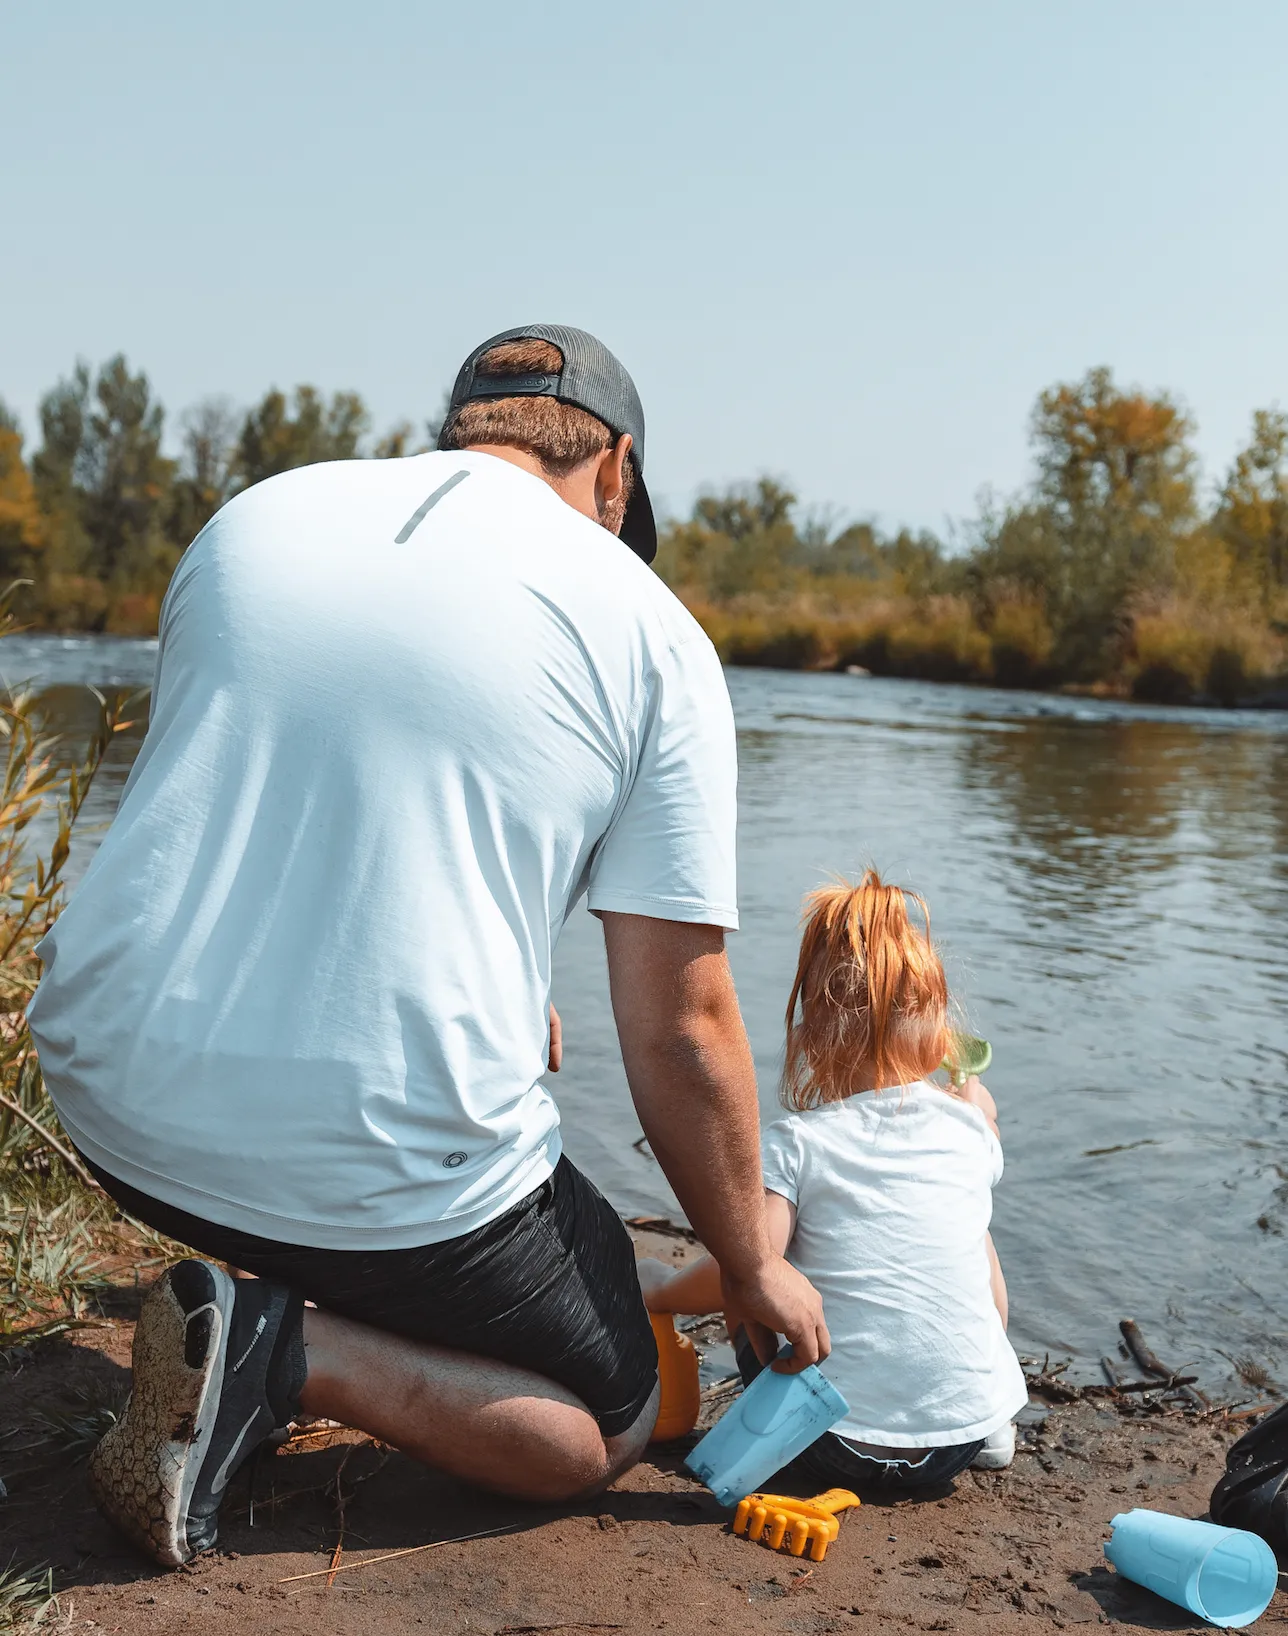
[955,1074,999,1137]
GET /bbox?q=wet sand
[3,1230,1280,1635]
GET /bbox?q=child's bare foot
[635,1257,676,1310]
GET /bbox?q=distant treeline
[1,359,1286,703]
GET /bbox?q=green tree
[169,397,240,547]
[233,386,369,488]
[820,521,888,581]
[0,404,45,596]
[1214,408,1288,605]
[79,357,177,594]
[971,367,1200,679]
[656,479,805,599]
[31,358,177,629]
[829,526,949,596]
[693,477,796,541]
[656,478,952,606]
[31,363,96,607]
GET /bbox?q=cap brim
[620,468,657,564]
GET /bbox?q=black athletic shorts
[85,1152,659,1439]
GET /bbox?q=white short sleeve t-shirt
[761,1082,1028,1447]
[29,451,738,1249]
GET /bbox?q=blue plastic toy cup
[1104,1509,1278,1628]
[685,1350,849,1508]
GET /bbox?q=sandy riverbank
[1,1229,1279,1635]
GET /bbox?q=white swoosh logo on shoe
[208,1410,263,1496]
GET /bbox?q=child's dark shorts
[734,1332,983,1494]
[84,1151,659,1439]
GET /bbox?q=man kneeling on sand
[28,324,827,1565]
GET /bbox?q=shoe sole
[88,1262,235,1566]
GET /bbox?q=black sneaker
[88,1259,304,1566]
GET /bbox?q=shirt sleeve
[586,631,739,929]
[761,1117,803,1205]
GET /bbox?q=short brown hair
[440,339,634,503]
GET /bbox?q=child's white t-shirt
[761,1080,1028,1448]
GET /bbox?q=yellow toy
[648,1313,700,1442]
[732,1488,861,1562]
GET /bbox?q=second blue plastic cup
[1104,1508,1277,1628]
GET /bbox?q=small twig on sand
[496,1626,625,1634]
[277,1524,525,1584]
[325,1446,356,1589]
[1221,1403,1277,1424]
[785,1569,815,1593]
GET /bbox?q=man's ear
[596,434,632,508]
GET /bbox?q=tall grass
[0,1559,64,1633]
[0,593,140,1348]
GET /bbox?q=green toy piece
[943,1032,992,1087]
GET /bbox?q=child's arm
[638,1250,723,1315]
[640,1190,797,1315]
[986,1231,1008,1328]
[953,1078,1008,1325]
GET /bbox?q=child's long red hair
[781,870,950,1109]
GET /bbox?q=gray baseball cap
[441,323,657,564]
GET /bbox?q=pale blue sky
[2,1,1285,535]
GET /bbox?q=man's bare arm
[601,912,829,1370]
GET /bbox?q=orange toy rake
[732,1488,861,1562]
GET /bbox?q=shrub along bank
[656,371,1288,705]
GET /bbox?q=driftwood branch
[1120,1319,1170,1378]
[1120,1319,1209,1409]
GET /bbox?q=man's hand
[723,1255,831,1373]
[547,1005,562,1074]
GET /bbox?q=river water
[6,634,1287,1391]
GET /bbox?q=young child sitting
[639,871,1027,1492]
